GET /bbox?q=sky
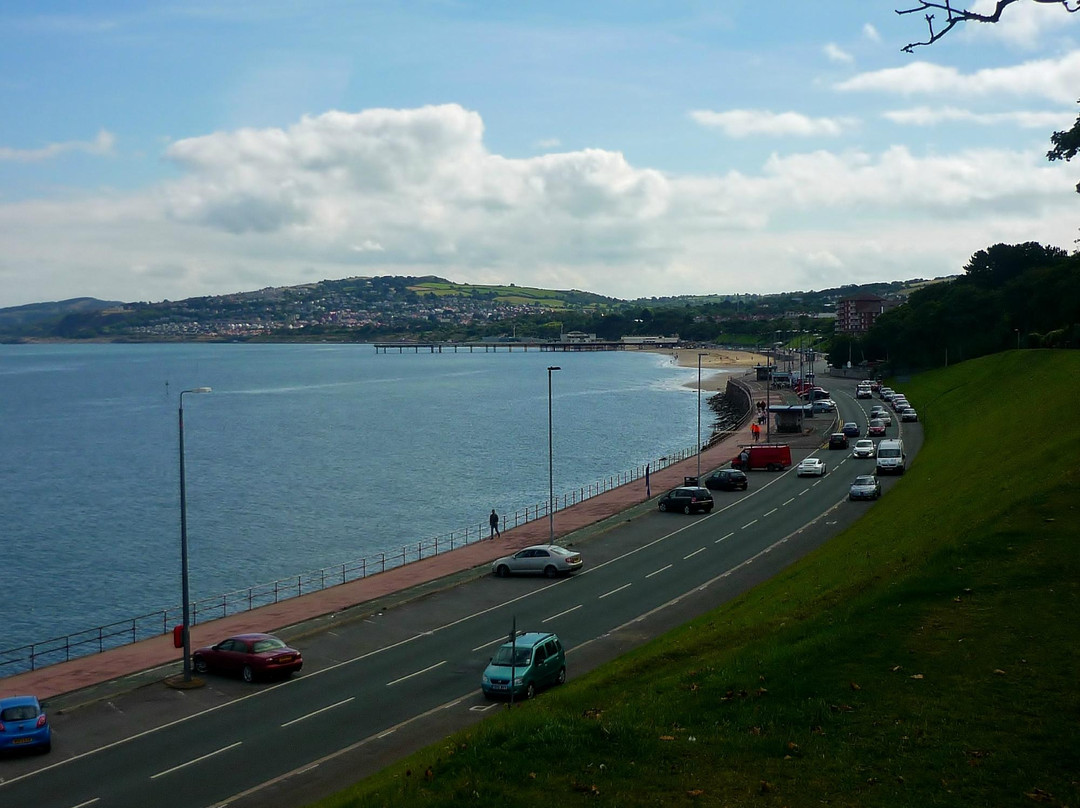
[1,1,1079,308]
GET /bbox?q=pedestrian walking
[489,509,501,539]
[751,423,760,442]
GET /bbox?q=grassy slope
[314,350,1080,808]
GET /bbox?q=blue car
[0,695,51,754]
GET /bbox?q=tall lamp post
[547,367,561,542]
[179,386,212,682]
[697,352,707,480]
[1014,328,1020,351]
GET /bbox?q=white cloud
[883,106,1075,128]
[535,137,562,149]
[689,109,856,137]
[824,43,853,64]
[0,105,1075,305]
[835,50,1080,104]
[0,129,115,162]
[966,0,1079,48]
[863,23,882,43]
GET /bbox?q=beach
[649,348,768,391]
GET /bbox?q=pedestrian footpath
[3,375,828,703]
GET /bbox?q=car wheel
[683,505,692,514]
[544,565,558,578]
[525,682,536,700]
[242,665,254,684]
[658,502,668,512]
[556,667,566,685]
[193,655,208,675]
[495,564,510,578]
[822,465,827,475]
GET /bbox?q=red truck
[731,443,792,472]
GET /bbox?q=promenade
[2,373,830,706]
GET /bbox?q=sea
[0,342,732,655]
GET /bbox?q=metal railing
[0,439,728,679]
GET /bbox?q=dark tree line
[860,242,1080,371]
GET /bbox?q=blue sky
[1,1,1078,307]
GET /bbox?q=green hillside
[315,351,1080,808]
[408,279,619,309]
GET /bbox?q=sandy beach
[647,347,769,391]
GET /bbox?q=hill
[314,350,1080,807]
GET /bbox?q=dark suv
[704,469,748,491]
[658,486,714,514]
[829,432,849,450]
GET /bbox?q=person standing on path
[489,509,501,539]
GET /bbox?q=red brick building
[837,293,896,335]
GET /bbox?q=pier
[373,340,630,353]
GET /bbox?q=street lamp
[547,367,561,543]
[179,386,212,682]
[697,352,707,480]
[1014,328,1020,351]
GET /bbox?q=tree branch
[897,0,1080,52]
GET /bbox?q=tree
[897,0,1079,52]
[1048,103,1080,193]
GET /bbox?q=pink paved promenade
[3,375,811,703]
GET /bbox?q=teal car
[481,632,566,700]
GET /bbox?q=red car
[192,633,303,683]
[868,419,887,437]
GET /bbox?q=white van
[875,439,905,475]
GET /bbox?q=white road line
[599,583,632,599]
[542,604,583,623]
[150,742,242,780]
[386,661,445,687]
[70,800,100,808]
[471,636,506,653]
[683,547,706,560]
[715,532,734,544]
[741,519,758,529]
[798,489,808,496]
[763,508,777,517]
[783,498,794,506]
[281,697,355,728]
[646,564,673,578]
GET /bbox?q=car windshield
[491,646,532,667]
[878,448,901,457]
[853,476,876,485]
[1,705,38,721]
[252,638,287,653]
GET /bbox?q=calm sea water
[0,343,728,651]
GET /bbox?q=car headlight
[513,676,524,686]
[482,674,490,685]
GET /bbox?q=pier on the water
[374,341,631,353]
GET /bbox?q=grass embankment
[313,350,1080,808]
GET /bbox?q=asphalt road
[0,377,923,808]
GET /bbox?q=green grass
[311,350,1080,808]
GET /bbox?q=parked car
[901,407,919,422]
[192,633,303,683]
[828,432,849,450]
[849,475,882,501]
[731,444,792,471]
[481,632,565,701]
[841,422,861,437]
[0,695,51,754]
[796,457,827,477]
[852,439,876,459]
[704,468,748,491]
[867,419,887,437]
[658,486,714,514]
[492,544,583,578]
[811,398,836,413]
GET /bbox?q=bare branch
[897,0,1080,51]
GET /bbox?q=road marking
[646,564,673,578]
[472,636,507,652]
[281,697,355,728]
[387,661,445,687]
[715,532,734,544]
[71,800,101,808]
[798,489,808,496]
[763,508,777,517]
[599,583,632,599]
[783,498,794,506]
[542,604,582,623]
[683,547,706,560]
[150,742,242,779]
[741,519,757,529]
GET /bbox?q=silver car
[849,475,882,501]
[492,545,583,578]
[852,439,875,459]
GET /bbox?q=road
[0,378,923,808]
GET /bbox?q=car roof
[0,695,41,709]
[227,633,278,642]
[500,631,556,648]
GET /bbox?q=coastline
[648,347,768,392]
